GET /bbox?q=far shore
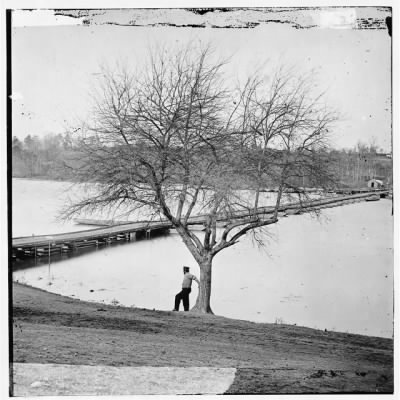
[12,176,76,184]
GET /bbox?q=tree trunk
[192,257,214,314]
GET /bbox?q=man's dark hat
[183,266,190,272]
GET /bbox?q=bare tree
[63,43,338,314]
[235,68,338,209]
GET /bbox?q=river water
[12,178,393,338]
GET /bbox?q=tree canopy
[64,43,340,313]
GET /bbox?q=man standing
[173,266,199,311]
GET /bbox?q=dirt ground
[11,282,393,394]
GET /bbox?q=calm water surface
[12,179,393,338]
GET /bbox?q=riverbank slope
[12,282,393,394]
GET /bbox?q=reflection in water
[13,198,393,338]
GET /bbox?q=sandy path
[13,363,237,396]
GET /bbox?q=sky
[10,7,392,151]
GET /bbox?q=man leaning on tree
[173,266,199,311]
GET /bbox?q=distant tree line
[11,133,392,187]
[11,133,78,180]
[330,142,392,188]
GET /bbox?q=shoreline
[11,281,394,394]
[13,279,393,340]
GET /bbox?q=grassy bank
[12,282,393,394]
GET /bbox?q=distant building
[367,179,384,188]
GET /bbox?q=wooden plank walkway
[12,190,390,257]
[12,221,172,247]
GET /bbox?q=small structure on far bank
[367,178,384,189]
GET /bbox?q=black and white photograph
[3,1,398,397]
